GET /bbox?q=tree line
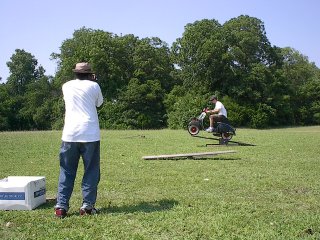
[1,15,319,131]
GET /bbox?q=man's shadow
[99,199,178,214]
[42,198,178,215]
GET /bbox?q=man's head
[73,62,96,80]
[210,95,218,103]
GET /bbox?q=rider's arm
[210,101,221,114]
[208,107,220,114]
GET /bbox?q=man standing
[55,62,104,218]
[205,95,228,132]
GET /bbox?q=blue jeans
[56,141,100,211]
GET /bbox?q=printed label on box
[0,192,26,200]
[34,188,46,198]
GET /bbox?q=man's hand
[90,74,97,81]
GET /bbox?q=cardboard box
[0,176,46,210]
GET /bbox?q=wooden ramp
[142,150,237,160]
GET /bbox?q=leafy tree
[0,84,11,130]
[171,19,224,93]
[133,37,175,92]
[6,49,45,95]
[297,77,320,124]
[280,47,320,125]
[22,76,53,129]
[221,15,279,102]
[3,49,48,130]
[50,96,65,130]
[107,78,166,129]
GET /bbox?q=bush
[249,103,276,128]
[220,96,247,127]
[166,92,209,129]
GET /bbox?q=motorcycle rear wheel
[221,132,233,140]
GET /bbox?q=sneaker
[205,127,214,133]
[79,207,98,216]
[55,208,67,218]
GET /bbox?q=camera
[91,74,97,81]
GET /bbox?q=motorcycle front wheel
[188,124,200,136]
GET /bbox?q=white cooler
[0,176,46,210]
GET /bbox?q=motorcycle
[187,108,236,144]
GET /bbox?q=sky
[1,0,319,81]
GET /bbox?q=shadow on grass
[99,199,179,214]
[40,198,178,217]
[151,157,242,161]
[37,197,56,209]
[192,157,242,161]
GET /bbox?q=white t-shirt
[61,79,104,142]
[214,101,227,117]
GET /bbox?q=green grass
[0,127,320,239]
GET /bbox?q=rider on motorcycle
[205,95,229,132]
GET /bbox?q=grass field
[0,127,320,239]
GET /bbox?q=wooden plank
[142,150,237,160]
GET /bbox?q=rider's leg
[206,115,215,132]
[210,115,215,127]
